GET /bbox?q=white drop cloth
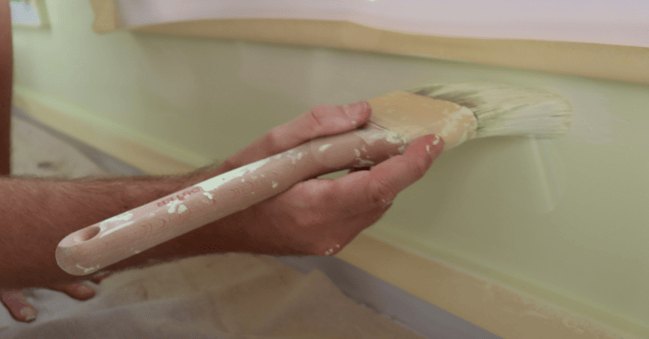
[0,253,423,339]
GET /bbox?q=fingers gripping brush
[56,82,572,275]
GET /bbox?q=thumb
[330,134,444,214]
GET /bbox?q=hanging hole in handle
[74,225,101,243]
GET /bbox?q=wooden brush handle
[56,124,408,275]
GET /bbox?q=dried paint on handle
[56,125,409,275]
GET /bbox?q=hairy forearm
[0,101,400,289]
[0,170,227,289]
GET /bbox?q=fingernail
[344,101,369,120]
[20,307,37,321]
[429,135,444,155]
[432,135,442,147]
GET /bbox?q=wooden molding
[337,235,641,339]
[88,0,118,34]
[130,19,649,84]
[87,1,649,85]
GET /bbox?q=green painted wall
[12,1,649,336]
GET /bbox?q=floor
[3,107,501,339]
[11,107,145,178]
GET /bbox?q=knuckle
[308,105,330,128]
[297,179,338,206]
[264,128,285,149]
[367,178,397,208]
[294,213,321,229]
[291,182,317,203]
[316,180,339,203]
[409,157,430,180]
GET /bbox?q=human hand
[202,102,444,256]
[0,273,112,322]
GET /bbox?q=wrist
[181,162,226,187]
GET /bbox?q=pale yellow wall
[11,0,649,337]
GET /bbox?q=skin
[0,274,112,323]
[0,0,111,322]
[0,101,443,289]
[0,102,444,322]
[0,0,40,323]
[0,1,443,323]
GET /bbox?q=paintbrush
[56,82,572,275]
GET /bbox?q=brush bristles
[410,83,573,139]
